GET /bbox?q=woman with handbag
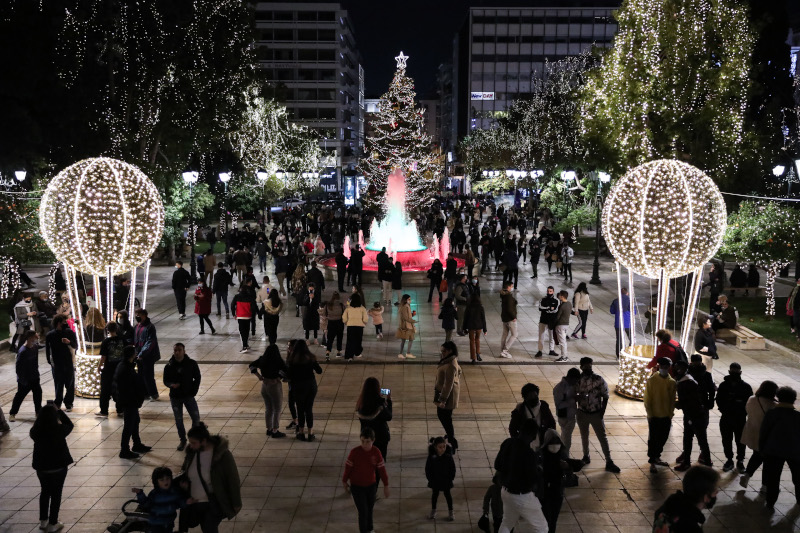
[434,341,461,453]
[427,259,444,303]
[396,294,417,360]
[249,344,288,438]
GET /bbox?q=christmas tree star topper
[395,51,409,70]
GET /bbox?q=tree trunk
[765,265,778,317]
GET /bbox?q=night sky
[338,0,800,98]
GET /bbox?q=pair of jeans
[720,414,746,461]
[763,455,800,507]
[500,320,518,351]
[428,281,441,302]
[198,314,214,333]
[468,330,482,359]
[503,268,518,289]
[537,323,554,353]
[682,410,711,460]
[351,483,378,533]
[558,415,576,456]
[99,360,120,414]
[121,407,142,451]
[563,263,572,282]
[431,488,453,510]
[36,468,67,526]
[399,338,414,354]
[293,379,317,430]
[11,380,42,416]
[261,379,283,430]
[572,310,589,337]
[345,326,364,359]
[215,291,229,315]
[615,327,631,356]
[138,358,158,398]
[327,319,344,352]
[174,289,187,315]
[338,269,347,292]
[745,450,764,476]
[554,325,568,358]
[264,313,279,344]
[179,499,224,533]
[51,365,75,409]
[259,255,267,272]
[437,407,455,443]
[238,319,250,348]
[577,410,613,462]
[170,396,200,442]
[647,417,672,462]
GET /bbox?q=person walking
[133,308,161,400]
[356,377,393,460]
[759,386,800,511]
[438,298,457,342]
[262,290,283,345]
[172,261,192,319]
[535,286,559,358]
[323,291,346,360]
[553,290,571,362]
[570,282,593,339]
[396,294,418,359]
[493,418,549,532]
[286,340,322,441]
[342,427,390,533]
[576,357,621,472]
[673,360,712,472]
[368,302,384,340]
[644,357,677,473]
[302,283,321,344]
[453,275,470,335]
[179,423,242,532]
[562,241,574,283]
[113,346,151,459]
[434,341,461,453]
[427,259,444,303]
[501,245,519,290]
[529,236,541,279]
[391,261,404,306]
[335,249,349,293]
[716,362,752,473]
[610,287,635,357]
[249,344,288,438]
[211,263,233,318]
[740,380,778,489]
[426,436,456,521]
[31,404,73,533]
[343,294,368,360]
[653,466,720,532]
[231,287,256,353]
[98,321,126,417]
[202,249,216,286]
[553,368,580,456]
[193,280,216,335]
[291,264,307,318]
[9,330,42,421]
[464,294,487,363]
[163,343,202,451]
[379,254,394,306]
[45,314,77,411]
[499,282,517,359]
[464,244,476,280]
[444,254,458,298]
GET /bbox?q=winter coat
[193,286,212,315]
[463,301,487,332]
[538,295,559,325]
[306,266,325,291]
[427,262,443,284]
[343,304,368,328]
[135,487,187,528]
[212,269,233,294]
[438,305,457,331]
[426,451,456,490]
[693,328,717,358]
[434,354,461,410]
[554,300,572,327]
[391,265,403,290]
[163,355,201,399]
[610,295,635,329]
[45,327,78,370]
[134,319,160,361]
[302,292,321,330]
[31,409,73,472]
[180,436,241,520]
[396,303,416,340]
[675,374,703,420]
[323,301,345,322]
[113,358,145,409]
[652,491,706,533]
[357,398,392,445]
[715,375,752,419]
[688,363,716,410]
[231,294,256,320]
[508,400,556,439]
[741,396,776,450]
[203,253,217,273]
[171,267,192,291]
[572,292,593,312]
[760,404,800,462]
[499,289,517,322]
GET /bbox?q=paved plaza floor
[2,254,800,532]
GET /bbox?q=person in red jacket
[193,281,215,335]
[648,329,682,377]
[343,427,390,533]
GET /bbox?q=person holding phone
[396,294,417,359]
[356,377,393,460]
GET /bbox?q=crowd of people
[2,193,799,533]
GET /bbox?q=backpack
[671,340,688,365]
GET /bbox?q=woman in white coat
[739,380,778,488]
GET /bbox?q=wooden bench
[726,286,767,297]
[716,325,766,351]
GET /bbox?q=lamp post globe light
[589,171,612,285]
[256,169,270,222]
[219,171,231,238]
[183,170,200,280]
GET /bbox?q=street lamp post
[589,171,611,285]
[219,172,231,237]
[182,170,199,280]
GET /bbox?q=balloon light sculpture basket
[615,345,655,400]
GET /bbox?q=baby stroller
[106,499,148,532]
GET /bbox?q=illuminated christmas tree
[358,52,440,214]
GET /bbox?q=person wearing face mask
[193,281,215,335]
[509,383,556,441]
[575,357,620,473]
[758,386,800,511]
[45,314,78,412]
[652,465,719,532]
[535,287,559,358]
[644,358,677,474]
[537,427,569,533]
[715,362,752,474]
[171,261,192,320]
[163,343,202,451]
[553,368,581,456]
[11,292,38,352]
[673,360,711,472]
[115,310,135,345]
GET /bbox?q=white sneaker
[500,351,512,359]
[239,347,248,353]
[405,353,416,359]
[398,353,406,359]
[555,355,569,362]
[39,520,47,530]
[46,523,64,532]
[355,354,363,358]
[378,333,383,339]
[179,314,186,320]
[376,335,381,340]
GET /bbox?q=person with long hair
[84,307,107,355]
[291,264,307,317]
[250,344,289,438]
[9,330,42,421]
[324,291,346,360]
[434,341,461,453]
[571,282,593,339]
[396,294,417,359]
[262,289,283,345]
[31,404,73,532]
[464,294,487,363]
[392,261,404,305]
[115,309,135,345]
[356,377,393,460]
[740,380,779,489]
[343,294,369,360]
[286,340,323,441]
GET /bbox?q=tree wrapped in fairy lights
[358,52,440,214]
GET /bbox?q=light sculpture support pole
[590,191,602,284]
[142,259,151,310]
[680,268,704,349]
[655,269,670,336]
[616,262,625,352]
[628,269,636,349]
[129,266,138,316]
[106,266,114,323]
[188,181,196,280]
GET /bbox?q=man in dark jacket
[134,309,161,400]
[348,245,365,287]
[444,254,458,298]
[172,261,192,319]
[501,246,519,289]
[9,330,42,421]
[674,360,712,471]
[113,346,151,459]
[499,282,517,358]
[712,295,737,332]
[509,383,556,440]
[535,286,559,358]
[306,261,325,293]
[716,362,752,473]
[493,419,549,531]
[653,465,719,532]
[688,354,716,467]
[529,237,541,279]
[45,314,78,411]
[759,386,800,510]
[163,343,202,451]
[212,263,234,318]
[453,275,470,335]
[335,249,349,292]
